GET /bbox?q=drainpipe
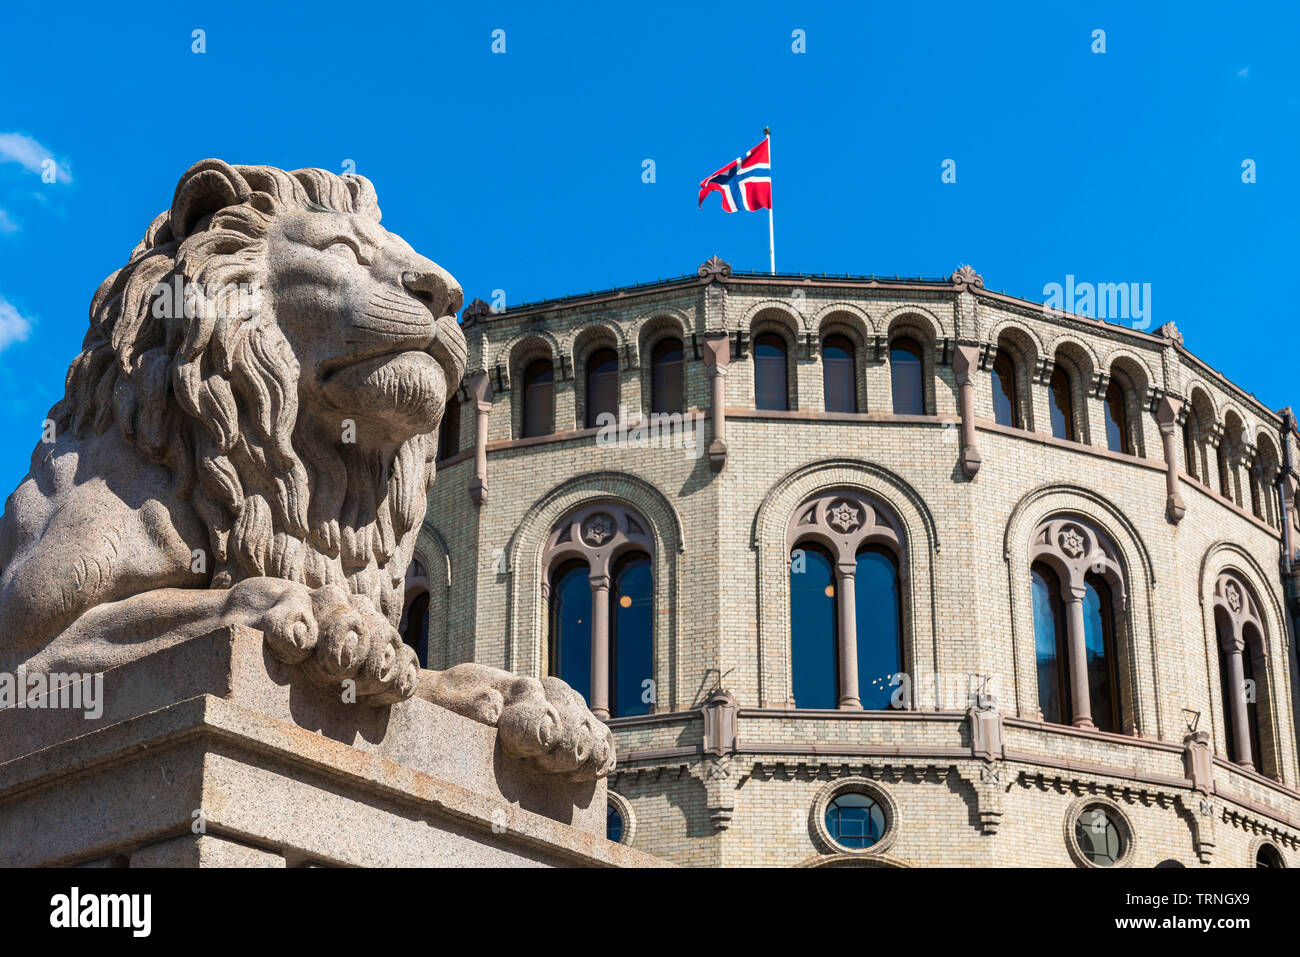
[1278,408,1298,616]
[701,331,730,473]
[466,370,493,506]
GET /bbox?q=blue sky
[0,0,1295,492]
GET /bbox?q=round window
[606,804,624,843]
[1075,804,1124,866]
[825,792,887,850]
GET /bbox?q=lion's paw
[299,589,416,706]
[496,676,616,781]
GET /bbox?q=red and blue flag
[698,137,772,213]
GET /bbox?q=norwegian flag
[698,137,772,213]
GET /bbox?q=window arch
[1104,380,1131,454]
[521,358,555,438]
[399,556,431,668]
[584,348,620,429]
[822,335,857,413]
[1029,517,1127,731]
[991,349,1019,428]
[889,337,924,415]
[1048,367,1075,441]
[437,394,461,461]
[650,337,684,415]
[1213,573,1273,775]
[788,491,905,711]
[754,333,789,411]
[543,503,655,720]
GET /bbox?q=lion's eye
[323,241,360,264]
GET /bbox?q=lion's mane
[48,162,435,624]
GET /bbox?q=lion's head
[53,159,467,624]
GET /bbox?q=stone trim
[809,776,902,858]
[606,789,637,846]
[1063,794,1136,868]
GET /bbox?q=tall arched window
[544,504,655,720]
[822,335,857,413]
[522,358,554,438]
[890,337,924,415]
[1183,418,1199,480]
[1104,381,1131,454]
[1214,575,1270,773]
[550,559,592,703]
[1029,518,1128,731]
[585,348,620,428]
[650,338,683,415]
[1216,443,1233,500]
[611,552,653,718]
[789,544,838,710]
[437,395,460,461]
[1082,573,1121,733]
[854,546,902,710]
[1249,466,1263,519]
[991,349,1018,428]
[754,333,788,411]
[1048,367,1075,441]
[1031,563,1069,724]
[788,491,905,712]
[399,556,431,668]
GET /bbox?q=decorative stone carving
[828,501,861,533]
[1212,572,1269,772]
[0,159,613,780]
[1058,527,1085,558]
[583,513,616,545]
[697,255,732,281]
[461,297,493,326]
[1156,321,1184,346]
[950,264,984,288]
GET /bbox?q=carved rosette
[786,490,903,568]
[1030,517,1126,609]
[542,502,654,591]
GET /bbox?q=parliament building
[404,258,1300,867]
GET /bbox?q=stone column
[835,561,862,710]
[466,371,493,506]
[1155,395,1185,523]
[951,344,982,479]
[589,572,611,720]
[1064,586,1094,729]
[1220,631,1252,768]
[701,331,730,473]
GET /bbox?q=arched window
[1216,443,1233,500]
[1104,381,1131,454]
[991,349,1018,428]
[788,491,905,712]
[789,544,838,710]
[1249,466,1263,519]
[1082,573,1121,733]
[543,504,655,720]
[1031,563,1069,725]
[400,591,430,668]
[889,337,924,415]
[1256,844,1285,868]
[854,546,902,710]
[754,333,788,411]
[549,559,592,703]
[436,395,460,461]
[1029,518,1128,731]
[822,335,857,413]
[1214,574,1270,773]
[1048,367,1075,441]
[650,338,683,415]
[1183,418,1199,480]
[585,348,620,429]
[522,358,554,438]
[611,552,653,718]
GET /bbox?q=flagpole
[765,126,775,275]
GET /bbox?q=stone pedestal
[0,626,665,868]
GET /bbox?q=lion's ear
[171,159,252,240]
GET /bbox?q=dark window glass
[825,793,886,849]
[606,805,624,843]
[790,544,837,709]
[585,348,620,429]
[650,338,684,415]
[437,396,460,461]
[1104,382,1130,454]
[890,337,924,415]
[1048,367,1074,440]
[550,560,591,706]
[611,553,653,718]
[1083,573,1121,733]
[522,359,554,438]
[854,546,903,711]
[822,335,857,413]
[754,333,788,411]
[991,350,1018,427]
[1183,421,1198,480]
[1215,613,1264,768]
[1243,636,1264,768]
[1075,805,1124,866]
[1032,564,1070,724]
[1256,844,1284,868]
[400,591,429,668]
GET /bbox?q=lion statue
[0,159,613,779]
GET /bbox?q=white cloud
[0,296,33,352]
[0,209,16,234]
[0,132,70,182]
